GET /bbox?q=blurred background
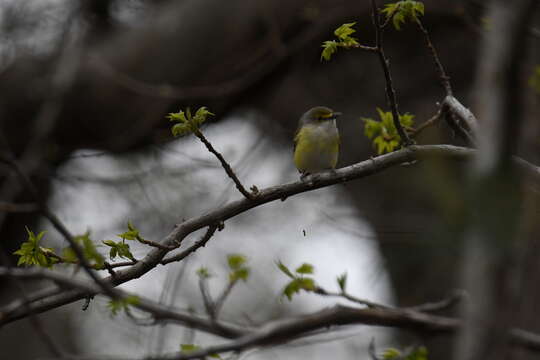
[0,0,538,359]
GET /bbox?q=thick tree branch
[441,96,478,145]
[0,267,247,339]
[46,305,540,360]
[1,145,538,326]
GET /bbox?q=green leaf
[61,247,78,263]
[197,267,212,279]
[297,277,316,291]
[102,240,135,260]
[281,277,316,301]
[13,227,57,268]
[180,344,221,359]
[180,344,201,353]
[321,40,339,61]
[362,108,415,154]
[295,263,314,275]
[406,346,428,360]
[382,1,425,30]
[321,22,360,61]
[76,232,104,268]
[276,261,295,279]
[193,106,214,127]
[230,267,250,282]
[171,123,191,137]
[227,254,247,270]
[334,22,357,40]
[282,279,302,301]
[167,111,188,123]
[167,107,214,137]
[383,348,402,359]
[117,221,140,241]
[108,295,140,317]
[337,273,347,292]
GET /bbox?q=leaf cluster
[321,22,360,61]
[14,227,106,269]
[107,295,140,317]
[64,231,105,269]
[277,261,317,301]
[227,254,250,282]
[13,227,57,268]
[381,1,425,30]
[362,108,414,154]
[167,107,214,137]
[102,221,141,261]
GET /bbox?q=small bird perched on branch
[294,106,341,178]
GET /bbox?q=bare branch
[370,0,412,146]
[0,267,247,339]
[198,275,216,319]
[161,225,218,265]
[193,129,255,200]
[55,305,540,360]
[416,20,453,96]
[314,287,393,309]
[213,280,239,319]
[406,290,467,313]
[409,109,443,138]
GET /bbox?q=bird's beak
[332,112,342,119]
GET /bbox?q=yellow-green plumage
[294,106,340,175]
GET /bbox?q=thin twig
[161,225,218,265]
[409,109,443,138]
[213,280,238,319]
[416,20,453,96]
[135,236,175,250]
[194,130,256,200]
[407,290,467,313]
[198,276,216,319]
[350,44,378,52]
[314,287,392,309]
[370,0,412,146]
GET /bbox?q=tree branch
[0,267,247,339]
[416,20,453,96]
[370,0,412,146]
[193,129,255,200]
[1,145,538,326]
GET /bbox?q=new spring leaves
[168,107,214,137]
[321,1,424,62]
[14,222,147,270]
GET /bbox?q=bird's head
[301,106,342,125]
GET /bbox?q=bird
[293,106,341,178]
